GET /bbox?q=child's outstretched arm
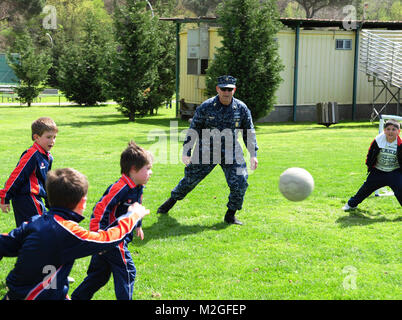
[0,220,30,259]
[59,203,150,263]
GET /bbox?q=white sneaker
[342,203,356,211]
[68,276,75,284]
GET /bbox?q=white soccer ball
[279,167,314,202]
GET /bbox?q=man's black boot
[157,197,177,214]
[224,209,243,225]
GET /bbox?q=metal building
[163,17,401,122]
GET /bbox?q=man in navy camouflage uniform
[158,75,258,225]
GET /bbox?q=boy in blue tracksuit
[72,141,153,300]
[0,117,58,226]
[0,168,150,300]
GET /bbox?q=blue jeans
[348,168,402,207]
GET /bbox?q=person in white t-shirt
[343,119,402,210]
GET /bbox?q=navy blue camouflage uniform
[171,93,258,212]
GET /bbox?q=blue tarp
[0,54,17,84]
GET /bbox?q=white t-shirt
[375,139,399,172]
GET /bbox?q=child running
[0,117,58,226]
[0,168,150,300]
[72,141,153,300]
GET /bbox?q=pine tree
[144,1,176,115]
[7,32,52,107]
[206,0,284,121]
[57,10,114,105]
[110,0,160,121]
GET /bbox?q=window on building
[335,39,352,50]
[187,28,209,75]
[187,59,198,75]
[200,59,208,75]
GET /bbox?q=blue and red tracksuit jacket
[90,174,143,242]
[0,142,53,207]
[0,207,142,300]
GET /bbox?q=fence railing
[360,29,402,89]
[0,87,66,105]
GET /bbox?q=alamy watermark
[342,266,358,290]
[342,3,370,30]
[147,121,257,174]
[42,265,57,290]
[342,5,357,30]
[42,5,57,30]
[40,4,362,36]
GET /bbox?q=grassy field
[0,104,400,300]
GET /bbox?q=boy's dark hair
[31,117,58,140]
[46,168,88,210]
[384,119,401,130]
[120,141,152,175]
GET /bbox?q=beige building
[167,18,402,122]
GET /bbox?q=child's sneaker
[342,203,356,211]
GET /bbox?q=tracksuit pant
[71,240,136,300]
[11,194,45,227]
[348,168,402,207]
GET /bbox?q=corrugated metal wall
[179,30,207,105]
[294,30,355,105]
[179,27,397,107]
[275,30,294,105]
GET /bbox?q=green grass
[0,104,401,300]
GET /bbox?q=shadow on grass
[51,104,108,108]
[0,105,31,109]
[254,121,377,135]
[0,104,107,109]
[134,214,230,246]
[58,113,188,129]
[135,117,189,128]
[58,119,132,127]
[336,209,402,228]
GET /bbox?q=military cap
[217,75,237,88]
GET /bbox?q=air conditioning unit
[199,27,209,59]
[316,102,339,127]
[187,27,209,75]
[187,28,209,59]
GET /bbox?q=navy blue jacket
[0,207,141,300]
[0,142,53,205]
[90,174,143,242]
[183,95,258,164]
